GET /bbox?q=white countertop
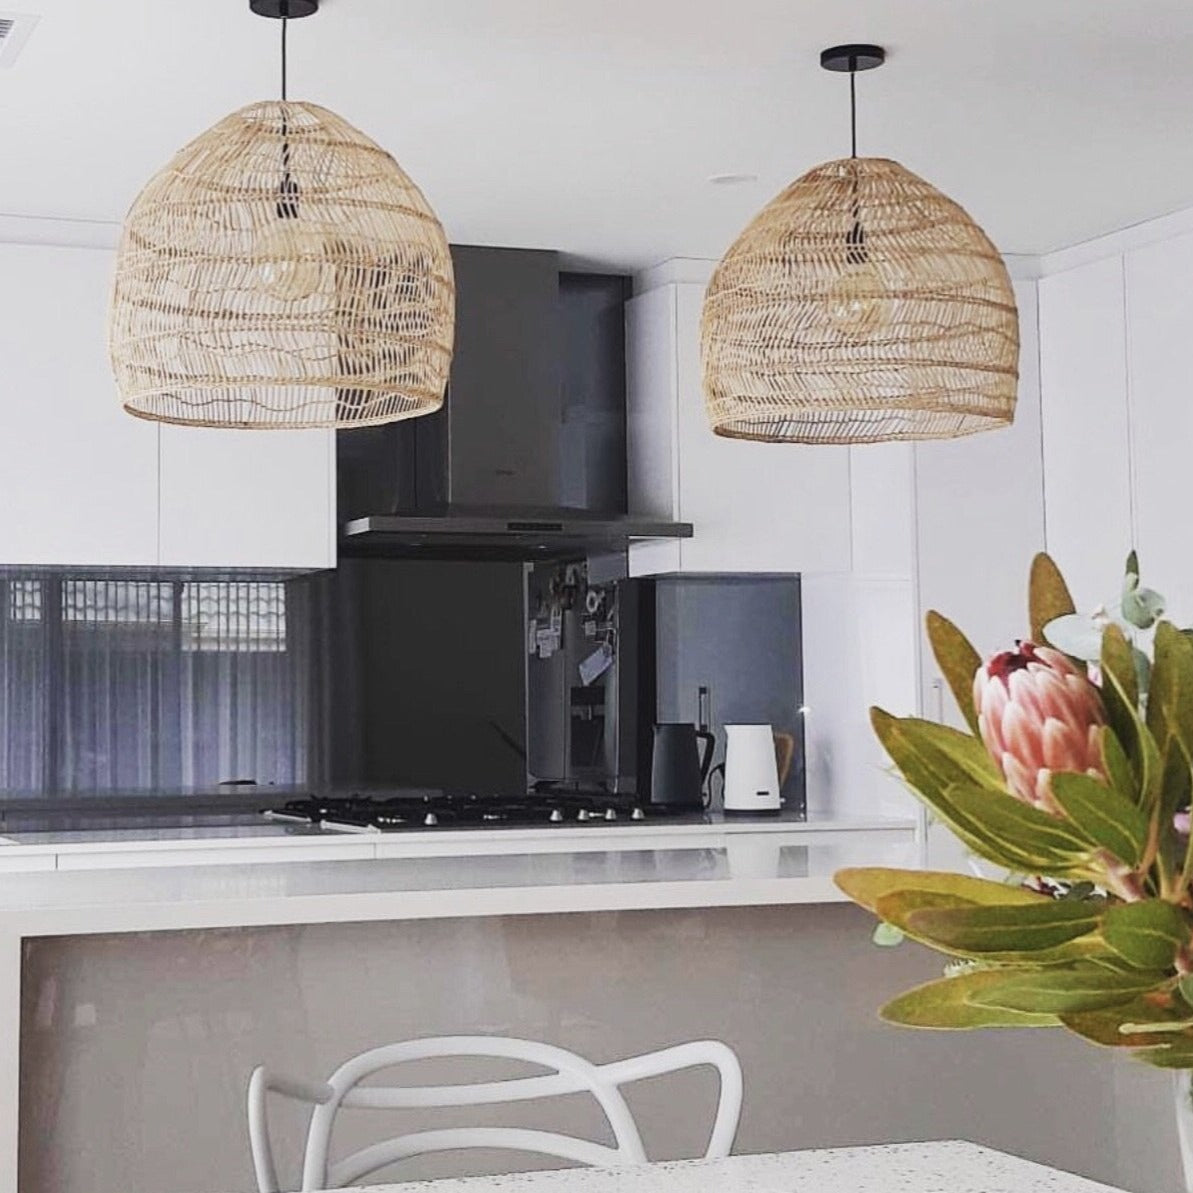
[332,1143,1123,1193]
[0,826,922,937]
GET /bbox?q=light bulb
[825,258,886,338]
[254,221,326,302]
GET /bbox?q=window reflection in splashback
[0,573,316,795]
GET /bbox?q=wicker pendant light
[109,0,454,429]
[701,45,1018,444]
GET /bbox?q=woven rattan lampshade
[701,155,1019,444]
[109,100,455,429]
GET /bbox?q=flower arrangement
[836,552,1193,1067]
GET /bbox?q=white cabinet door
[1126,234,1193,626]
[0,243,158,566]
[915,279,1047,725]
[627,282,852,575]
[1038,256,1133,610]
[159,426,335,569]
[671,285,852,574]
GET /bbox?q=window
[0,574,311,797]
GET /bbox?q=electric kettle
[715,724,795,815]
[649,722,716,809]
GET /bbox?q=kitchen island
[4,823,1177,1193]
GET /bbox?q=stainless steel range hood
[342,511,692,562]
[337,245,692,562]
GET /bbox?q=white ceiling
[6,0,1193,271]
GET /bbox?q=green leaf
[1050,771,1149,868]
[1102,728,1136,803]
[1102,900,1189,971]
[904,899,1101,954]
[874,889,1106,964]
[925,611,982,736]
[1062,992,1190,1047]
[1030,553,1077,643]
[834,867,1044,914]
[943,783,1094,873]
[1147,622,1193,797]
[879,970,1059,1030]
[1178,973,1193,1008]
[1126,549,1140,579]
[1134,1040,1193,1069]
[970,965,1167,1013]
[1103,623,1139,713]
[1099,635,1162,811]
[871,710,1093,873]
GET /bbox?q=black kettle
[649,723,716,809]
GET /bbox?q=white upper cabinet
[626,281,852,575]
[0,243,158,567]
[914,278,1046,721]
[0,236,335,572]
[158,425,335,570]
[1038,256,1133,610]
[1125,234,1193,626]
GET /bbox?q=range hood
[343,511,692,562]
[338,245,691,562]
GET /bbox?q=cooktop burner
[263,792,705,832]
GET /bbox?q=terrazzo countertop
[334,1142,1125,1193]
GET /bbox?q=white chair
[247,1035,743,1192]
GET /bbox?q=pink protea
[972,642,1106,813]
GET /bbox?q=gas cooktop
[262,792,706,833]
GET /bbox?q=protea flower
[972,642,1106,813]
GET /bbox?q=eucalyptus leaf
[1043,614,1105,662]
[1102,900,1190,971]
[1050,771,1149,868]
[1122,586,1166,631]
[872,922,905,947]
[1030,553,1077,644]
[925,611,982,736]
[969,966,1166,1013]
[879,970,1059,1030]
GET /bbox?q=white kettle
[717,724,794,815]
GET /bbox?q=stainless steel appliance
[525,560,643,794]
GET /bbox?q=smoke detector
[0,13,39,69]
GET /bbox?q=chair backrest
[247,1035,743,1192]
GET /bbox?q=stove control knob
[577,809,591,822]
[604,808,618,821]
[424,812,439,827]
[631,807,646,821]
[549,808,564,823]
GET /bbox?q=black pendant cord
[849,67,858,159]
[277,15,298,218]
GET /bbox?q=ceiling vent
[0,13,38,69]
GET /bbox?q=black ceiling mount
[250,0,319,19]
[820,44,886,73]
